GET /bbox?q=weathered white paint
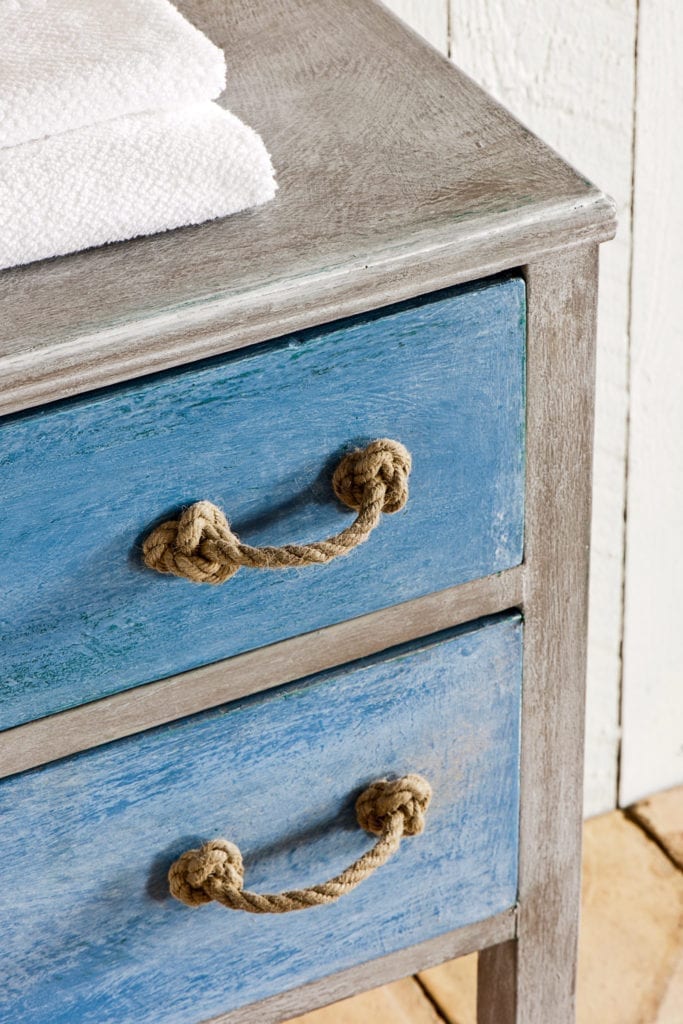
[620,0,683,804]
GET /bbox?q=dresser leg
[476,245,600,1024]
[477,916,580,1023]
[477,939,517,1023]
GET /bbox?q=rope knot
[168,838,244,907]
[142,500,240,584]
[142,438,412,584]
[355,774,432,837]
[167,773,431,914]
[332,439,411,514]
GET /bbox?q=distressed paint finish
[0,614,523,1024]
[0,2,617,1021]
[477,248,599,1024]
[0,277,525,730]
[447,0,636,819]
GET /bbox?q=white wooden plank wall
[621,0,683,804]
[384,0,637,815]
[446,0,637,817]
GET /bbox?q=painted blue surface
[0,613,522,1024]
[0,276,525,728]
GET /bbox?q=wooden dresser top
[0,0,615,416]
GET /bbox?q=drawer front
[0,276,525,728]
[0,613,522,1024]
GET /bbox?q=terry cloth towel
[0,0,226,148]
[0,103,277,270]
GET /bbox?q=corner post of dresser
[477,244,600,1024]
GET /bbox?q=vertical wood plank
[475,247,599,1022]
[380,0,449,55]
[518,246,598,1022]
[447,0,637,816]
[477,941,516,1024]
[620,0,683,804]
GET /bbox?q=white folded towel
[0,0,226,148]
[0,103,277,270]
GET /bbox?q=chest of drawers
[0,1,615,1022]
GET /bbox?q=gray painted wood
[477,246,599,1022]
[213,909,516,1024]
[0,567,523,779]
[478,940,517,1024]
[0,0,615,418]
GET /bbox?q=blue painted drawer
[0,612,521,1024]
[0,276,525,729]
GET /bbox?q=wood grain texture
[477,940,516,1024]
[0,615,523,1024]
[0,567,523,780]
[447,0,635,820]
[629,787,683,871]
[0,0,614,418]
[215,911,515,1024]
[620,0,683,804]
[0,277,525,731]
[576,812,683,1024]
[487,246,598,1022]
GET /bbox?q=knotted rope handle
[168,774,432,914]
[142,439,411,584]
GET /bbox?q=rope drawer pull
[168,774,432,914]
[142,438,411,584]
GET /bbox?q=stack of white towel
[0,0,277,271]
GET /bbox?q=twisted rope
[142,439,411,584]
[168,774,432,914]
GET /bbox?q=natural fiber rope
[168,774,432,914]
[142,439,412,584]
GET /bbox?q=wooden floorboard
[629,787,683,870]
[287,786,683,1024]
[419,955,476,1024]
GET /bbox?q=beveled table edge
[0,199,615,419]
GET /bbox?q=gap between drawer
[0,565,523,779]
